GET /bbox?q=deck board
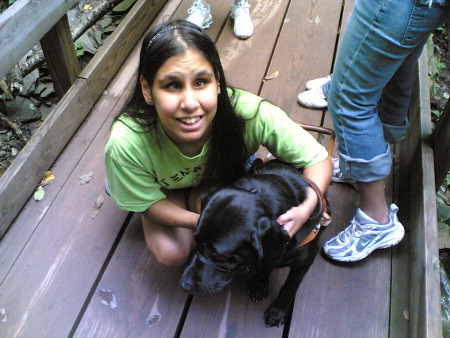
[259,0,343,126]
[74,214,188,337]
[0,0,411,337]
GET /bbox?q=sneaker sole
[325,225,405,262]
[297,101,327,110]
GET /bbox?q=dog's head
[180,186,291,296]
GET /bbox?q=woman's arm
[144,198,199,229]
[142,183,209,229]
[277,156,333,237]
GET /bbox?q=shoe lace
[338,218,364,242]
[233,0,250,15]
[188,0,206,14]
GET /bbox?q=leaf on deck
[33,186,45,201]
[40,171,55,186]
[92,195,104,218]
[263,70,279,82]
[80,171,94,185]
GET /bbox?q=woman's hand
[277,187,317,237]
[278,156,333,237]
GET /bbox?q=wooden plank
[0,0,167,238]
[0,119,129,337]
[180,269,287,337]
[389,232,410,337]
[0,0,79,79]
[397,50,441,338]
[215,0,290,94]
[0,44,138,283]
[40,14,81,98]
[73,214,189,337]
[432,99,450,189]
[260,0,344,126]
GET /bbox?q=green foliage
[75,41,86,57]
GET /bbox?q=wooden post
[40,14,81,99]
[433,99,450,190]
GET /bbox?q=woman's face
[141,48,220,156]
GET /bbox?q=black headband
[144,24,200,55]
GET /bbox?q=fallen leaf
[80,171,94,185]
[92,209,100,219]
[34,186,45,201]
[95,195,104,209]
[263,70,279,82]
[92,195,104,218]
[41,171,55,186]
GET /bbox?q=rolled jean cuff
[339,145,392,182]
[383,120,410,144]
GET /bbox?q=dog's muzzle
[180,252,234,296]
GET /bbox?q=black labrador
[180,160,330,327]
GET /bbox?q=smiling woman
[141,49,219,157]
[104,19,333,268]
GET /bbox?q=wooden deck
[0,0,418,336]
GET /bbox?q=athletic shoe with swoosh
[323,204,405,262]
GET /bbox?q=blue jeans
[326,0,450,182]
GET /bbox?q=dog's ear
[250,217,272,259]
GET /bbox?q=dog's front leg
[247,270,271,302]
[264,248,317,327]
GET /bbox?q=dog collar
[298,211,332,246]
[195,252,232,273]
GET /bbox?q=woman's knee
[142,217,194,267]
[150,241,191,267]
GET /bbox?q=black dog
[180,160,330,327]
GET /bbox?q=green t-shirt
[105,88,328,212]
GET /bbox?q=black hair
[114,20,249,184]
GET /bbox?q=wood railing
[0,0,168,237]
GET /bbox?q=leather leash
[299,177,331,246]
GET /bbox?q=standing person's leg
[324,0,449,262]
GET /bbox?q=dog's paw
[264,306,287,327]
[247,282,269,302]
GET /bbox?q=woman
[105,20,332,266]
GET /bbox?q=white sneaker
[305,75,331,90]
[323,204,405,262]
[297,87,327,109]
[230,0,254,39]
[186,0,213,29]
